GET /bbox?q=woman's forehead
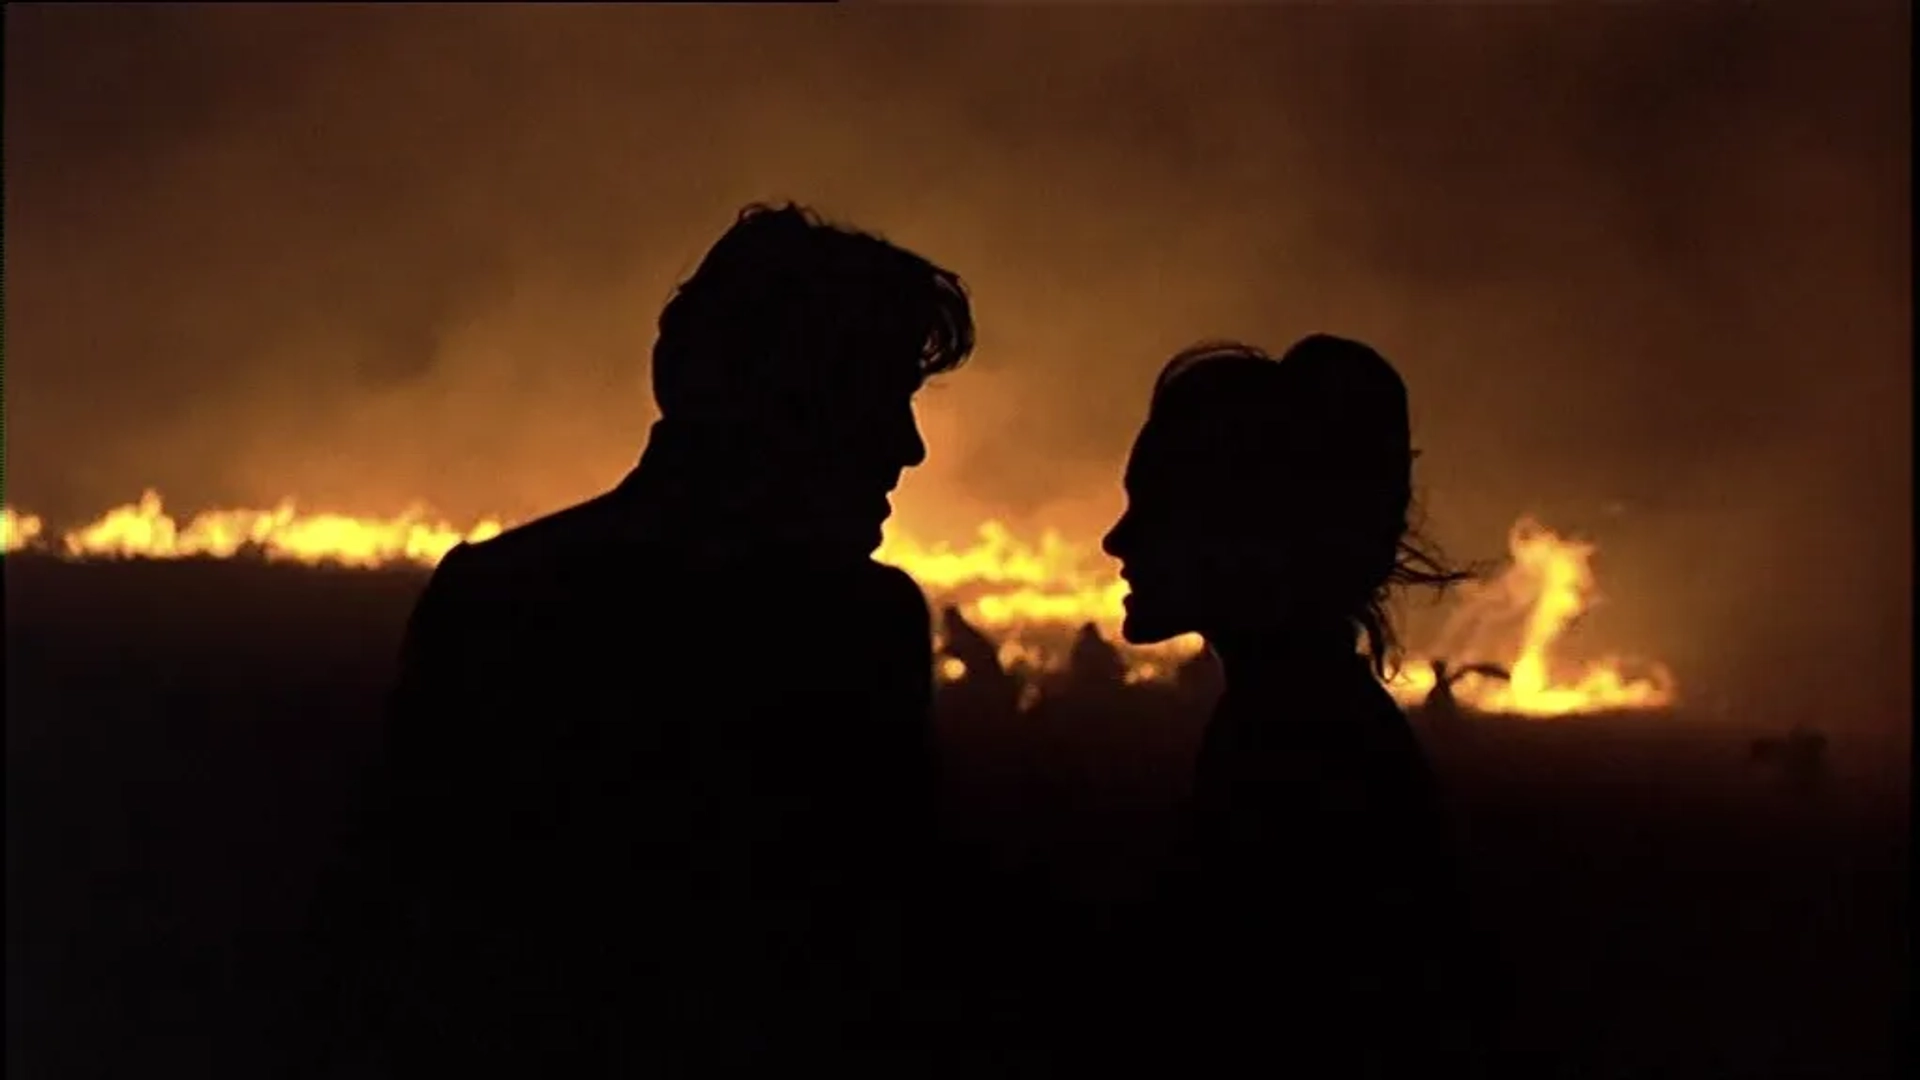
[1124,422,1244,501]
[1128,409,1281,470]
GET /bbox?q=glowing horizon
[2,491,1676,717]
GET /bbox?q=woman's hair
[1371,489,1474,677]
[1150,338,1471,678]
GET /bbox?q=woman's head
[1101,335,1462,673]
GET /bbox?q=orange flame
[1383,517,1676,716]
[3,506,46,553]
[6,492,1673,716]
[57,489,503,567]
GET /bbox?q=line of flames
[1,493,1675,717]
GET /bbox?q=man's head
[648,204,974,552]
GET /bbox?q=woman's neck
[1207,617,1360,690]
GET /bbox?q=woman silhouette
[1100,335,1492,1075]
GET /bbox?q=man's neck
[618,422,876,561]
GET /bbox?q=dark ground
[5,555,1910,1078]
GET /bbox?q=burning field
[6,6,1907,1075]
[4,491,1675,717]
[2,492,1903,1080]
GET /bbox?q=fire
[876,523,1204,678]
[3,506,45,553]
[54,490,503,567]
[4,492,1673,717]
[1384,518,1676,716]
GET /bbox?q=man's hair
[652,203,975,419]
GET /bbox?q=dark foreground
[5,556,1910,1077]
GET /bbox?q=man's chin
[862,502,892,553]
[780,516,886,557]
[853,519,890,559]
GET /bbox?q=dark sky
[5,4,1911,733]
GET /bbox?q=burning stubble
[5,492,1674,717]
[3,4,1908,740]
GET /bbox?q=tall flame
[5,491,1674,717]
[1384,517,1675,716]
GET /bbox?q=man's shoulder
[801,558,930,628]
[430,507,931,630]
[728,557,930,660]
[407,493,640,629]
[451,491,631,575]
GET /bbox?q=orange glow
[6,492,1674,717]
[3,506,46,553]
[56,489,503,567]
[1383,518,1676,716]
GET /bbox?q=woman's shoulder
[1213,678,1431,790]
[1221,666,1409,740]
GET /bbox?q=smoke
[5,4,1909,735]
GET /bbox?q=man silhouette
[317,203,974,1076]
